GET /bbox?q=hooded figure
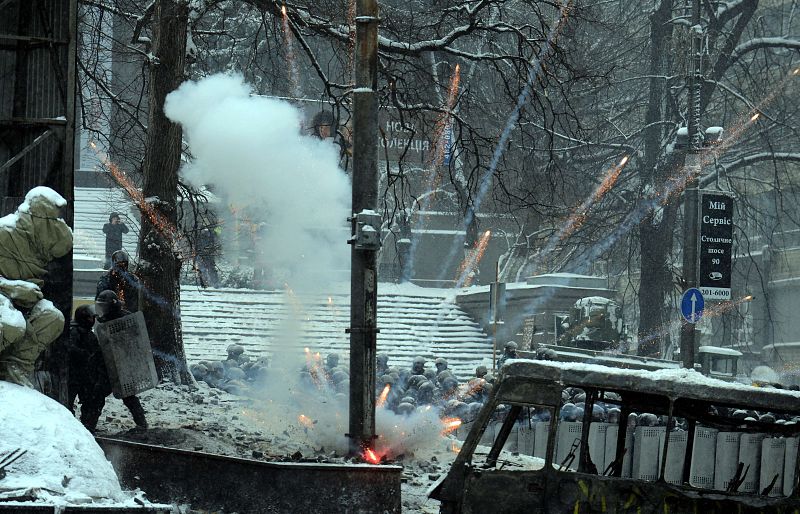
[0,187,73,386]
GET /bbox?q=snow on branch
[732,37,800,61]
[700,152,800,187]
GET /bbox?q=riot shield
[95,311,157,398]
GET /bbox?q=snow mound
[0,381,125,505]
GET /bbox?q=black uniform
[96,268,141,312]
[68,309,147,432]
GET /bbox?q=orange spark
[298,414,314,429]
[89,144,181,248]
[377,384,391,408]
[456,230,491,287]
[458,379,486,399]
[429,64,462,168]
[304,348,327,390]
[591,164,623,204]
[440,417,462,436]
[750,112,760,122]
[363,448,381,464]
[450,441,461,454]
[281,4,287,16]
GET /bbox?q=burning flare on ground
[440,418,462,436]
[298,414,314,429]
[363,447,381,464]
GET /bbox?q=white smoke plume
[164,73,351,292]
[166,74,457,461]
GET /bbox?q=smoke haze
[165,73,351,292]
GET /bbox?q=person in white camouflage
[0,187,73,386]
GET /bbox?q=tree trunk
[139,0,190,383]
[636,0,676,357]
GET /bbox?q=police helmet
[111,250,130,270]
[74,304,96,328]
[227,344,245,358]
[95,290,122,318]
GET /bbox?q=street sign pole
[680,160,700,369]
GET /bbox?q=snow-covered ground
[71,186,486,512]
[94,379,458,513]
[0,382,167,510]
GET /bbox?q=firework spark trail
[436,1,573,282]
[402,65,462,282]
[440,417,462,436]
[455,230,492,287]
[535,156,629,262]
[504,162,699,331]
[703,67,798,165]
[88,142,181,250]
[376,384,391,408]
[430,64,461,167]
[281,6,303,99]
[636,295,753,350]
[86,142,194,317]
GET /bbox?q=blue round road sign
[681,288,705,323]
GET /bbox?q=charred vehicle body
[431,360,800,513]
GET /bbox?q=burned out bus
[430,360,800,513]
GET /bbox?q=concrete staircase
[73,187,493,378]
[180,287,492,380]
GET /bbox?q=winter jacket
[96,270,141,312]
[102,222,128,257]
[67,321,109,390]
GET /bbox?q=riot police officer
[497,341,518,368]
[81,290,148,432]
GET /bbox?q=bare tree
[138,0,191,382]
[77,0,797,367]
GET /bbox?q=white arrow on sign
[691,293,698,322]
